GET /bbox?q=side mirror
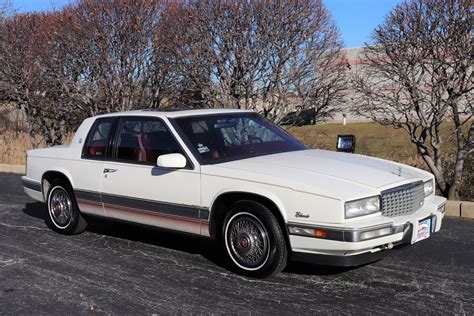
[336,134,356,153]
[157,153,187,169]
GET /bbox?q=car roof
[94,108,254,119]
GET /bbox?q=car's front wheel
[46,179,87,235]
[222,200,287,278]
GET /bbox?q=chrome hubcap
[49,188,72,228]
[227,213,269,269]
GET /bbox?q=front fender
[209,186,289,222]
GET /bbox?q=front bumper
[289,195,446,266]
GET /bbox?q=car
[22,109,447,278]
[280,108,316,126]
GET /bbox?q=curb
[445,200,474,219]
[0,164,25,174]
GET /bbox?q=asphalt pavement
[0,172,473,315]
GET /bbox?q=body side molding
[74,189,209,222]
[22,178,42,192]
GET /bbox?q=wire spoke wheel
[49,187,72,228]
[225,212,270,270]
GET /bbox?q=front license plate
[414,218,431,243]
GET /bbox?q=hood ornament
[391,166,403,177]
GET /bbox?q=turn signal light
[315,229,328,238]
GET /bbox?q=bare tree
[168,0,348,121]
[164,1,262,109]
[37,0,176,117]
[0,13,50,147]
[204,0,267,110]
[259,0,348,123]
[0,0,347,146]
[0,0,179,146]
[352,0,472,199]
[0,10,99,146]
[69,0,170,113]
[152,2,204,108]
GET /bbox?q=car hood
[203,149,431,200]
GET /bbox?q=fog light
[359,227,392,241]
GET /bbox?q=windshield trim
[168,113,308,166]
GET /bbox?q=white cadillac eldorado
[22,109,447,278]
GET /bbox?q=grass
[287,122,459,164]
[0,130,37,165]
[0,130,75,165]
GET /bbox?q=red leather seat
[137,132,153,163]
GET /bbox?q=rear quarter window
[82,118,115,159]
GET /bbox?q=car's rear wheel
[221,200,287,278]
[47,179,87,235]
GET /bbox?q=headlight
[423,180,434,197]
[345,196,380,219]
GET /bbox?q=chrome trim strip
[22,178,41,192]
[287,222,408,242]
[287,221,394,232]
[381,180,423,195]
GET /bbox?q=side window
[114,118,183,164]
[82,118,114,159]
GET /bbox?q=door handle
[103,168,118,173]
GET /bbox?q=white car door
[99,116,204,235]
[74,117,116,217]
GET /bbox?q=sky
[10,0,402,48]
[10,0,72,13]
[324,0,402,47]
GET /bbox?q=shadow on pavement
[283,262,356,275]
[23,201,354,277]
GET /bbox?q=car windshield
[173,113,308,164]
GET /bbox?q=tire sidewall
[221,200,286,278]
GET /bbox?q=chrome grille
[381,181,425,217]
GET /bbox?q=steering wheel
[247,136,263,144]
